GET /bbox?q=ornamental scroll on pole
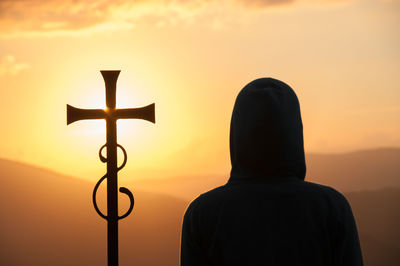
[66,70,155,266]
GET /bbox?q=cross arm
[67,104,107,125]
[114,103,155,123]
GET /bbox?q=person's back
[181,78,363,266]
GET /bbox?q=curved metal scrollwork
[92,144,135,220]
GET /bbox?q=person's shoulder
[301,180,350,207]
[184,185,229,215]
[192,184,228,206]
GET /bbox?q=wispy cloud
[0,0,135,37]
[235,0,295,8]
[0,55,30,76]
[0,0,348,37]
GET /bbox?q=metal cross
[66,70,155,266]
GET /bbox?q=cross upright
[67,70,155,266]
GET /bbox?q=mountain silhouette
[0,148,399,266]
[135,148,400,200]
[307,148,400,192]
[346,188,400,265]
[0,158,187,266]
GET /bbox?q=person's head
[229,78,306,180]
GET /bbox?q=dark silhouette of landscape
[0,148,399,265]
[134,148,400,200]
[0,159,185,266]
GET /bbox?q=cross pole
[66,70,155,266]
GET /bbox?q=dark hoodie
[181,78,363,266]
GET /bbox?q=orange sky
[0,0,399,181]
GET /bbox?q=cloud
[0,55,30,76]
[0,0,348,37]
[0,0,135,37]
[235,0,296,8]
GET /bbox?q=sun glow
[0,0,398,183]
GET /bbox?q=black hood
[229,78,306,181]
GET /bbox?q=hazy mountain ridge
[0,158,188,266]
[344,188,400,265]
[134,147,400,201]
[0,148,399,265]
[306,147,400,192]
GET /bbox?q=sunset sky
[0,0,399,182]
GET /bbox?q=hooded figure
[181,78,363,266]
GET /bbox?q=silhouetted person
[181,78,363,266]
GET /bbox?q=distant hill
[134,148,400,201]
[307,148,400,192]
[0,159,188,266]
[0,148,399,266]
[345,189,400,266]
